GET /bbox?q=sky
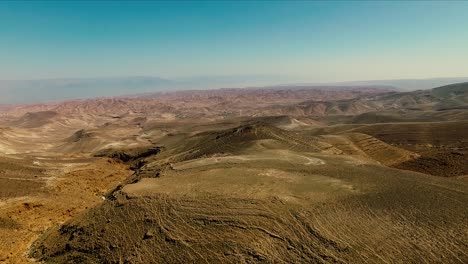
[1,1,468,82]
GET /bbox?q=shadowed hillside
[29,120,468,263]
[0,82,467,263]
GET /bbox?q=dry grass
[0,95,467,263]
[29,123,468,263]
[31,191,468,263]
[0,158,132,263]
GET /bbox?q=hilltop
[0,82,467,263]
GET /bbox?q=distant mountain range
[0,75,293,104]
[344,77,468,91]
[285,77,468,91]
[1,76,467,104]
[2,81,467,123]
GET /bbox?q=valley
[0,83,467,263]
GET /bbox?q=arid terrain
[0,83,467,263]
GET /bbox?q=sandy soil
[0,83,467,263]
[0,158,132,263]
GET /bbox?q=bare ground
[0,158,132,263]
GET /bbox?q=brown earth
[0,158,132,263]
[307,120,468,177]
[0,157,46,199]
[0,83,467,263]
[29,122,468,263]
[394,150,468,177]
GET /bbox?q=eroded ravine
[0,157,132,263]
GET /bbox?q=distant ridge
[1,76,467,104]
[284,77,468,92]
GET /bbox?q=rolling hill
[0,82,467,263]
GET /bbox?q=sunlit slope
[31,122,468,263]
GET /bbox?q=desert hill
[9,111,59,128]
[1,83,466,122]
[279,82,468,118]
[0,86,390,118]
[0,82,467,263]
[29,117,468,263]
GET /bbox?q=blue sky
[1,1,467,82]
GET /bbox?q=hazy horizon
[1,1,468,104]
[1,2,468,263]
[1,75,468,105]
[2,74,468,84]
